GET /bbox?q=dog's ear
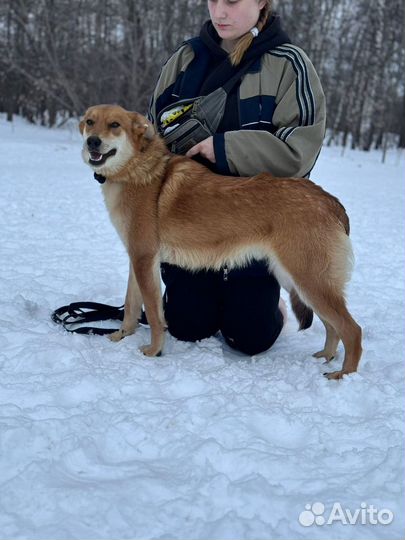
[132,120,155,141]
[131,114,155,152]
[79,108,91,135]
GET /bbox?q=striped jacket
[149,18,326,179]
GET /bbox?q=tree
[1,0,404,149]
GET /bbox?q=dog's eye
[86,119,94,126]
[109,122,120,129]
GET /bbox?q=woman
[148,0,326,355]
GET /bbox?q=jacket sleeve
[213,46,326,178]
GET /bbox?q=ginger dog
[79,104,362,379]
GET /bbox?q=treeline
[1,0,404,150]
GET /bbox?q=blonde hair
[229,0,272,66]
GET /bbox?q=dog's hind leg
[325,311,362,380]
[110,263,142,342]
[312,318,340,362]
[298,284,362,379]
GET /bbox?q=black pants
[161,261,283,356]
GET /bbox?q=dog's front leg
[132,253,165,357]
[109,262,142,342]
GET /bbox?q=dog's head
[79,105,155,176]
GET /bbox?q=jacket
[148,15,326,179]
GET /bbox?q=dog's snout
[87,136,102,150]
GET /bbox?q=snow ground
[0,114,404,540]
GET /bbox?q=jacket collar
[199,14,291,62]
[176,15,291,99]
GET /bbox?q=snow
[0,114,404,539]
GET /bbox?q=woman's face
[208,0,266,42]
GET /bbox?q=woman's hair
[229,0,272,66]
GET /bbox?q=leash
[52,301,149,335]
[52,301,125,335]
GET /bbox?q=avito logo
[298,502,394,527]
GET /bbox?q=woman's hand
[186,136,216,163]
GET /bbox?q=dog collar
[94,172,106,184]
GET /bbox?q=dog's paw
[313,350,335,362]
[109,330,125,342]
[323,370,349,380]
[109,328,134,342]
[139,343,162,357]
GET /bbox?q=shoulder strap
[191,57,260,135]
[221,57,260,94]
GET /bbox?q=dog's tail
[290,288,313,330]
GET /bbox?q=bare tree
[1,0,404,149]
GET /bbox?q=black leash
[52,301,124,335]
[52,301,149,335]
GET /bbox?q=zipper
[223,266,229,282]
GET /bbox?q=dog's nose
[87,136,102,150]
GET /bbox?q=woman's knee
[223,329,280,356]
[162,264,221,342]
[166,311,219,342]
[222,308,284,356]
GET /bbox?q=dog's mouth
[88,148,117,166]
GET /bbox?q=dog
[79,104,362,380]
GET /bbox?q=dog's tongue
[90,151,103,161]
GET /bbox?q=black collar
[94,172,106,184]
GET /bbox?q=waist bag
[158,57,258,154]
